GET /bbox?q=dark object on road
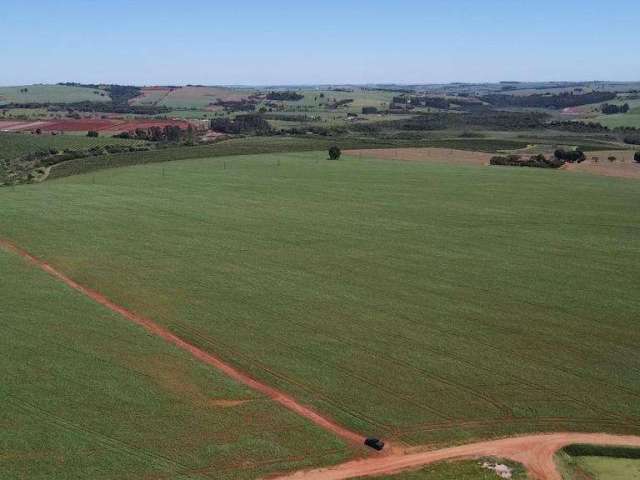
[364,437,385,451]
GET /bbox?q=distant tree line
[210,114,272,135]
[480,91,617,109]
[354,111,550,132]
[113,125,194,143]
[213,99,257,112]
[266,91,304,101]
[601,103,630,114]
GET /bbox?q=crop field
[288,88,396,112]
[0,243,351,480]
[0,133,144,161]
[2,150,639,459]
[0,84,110,104]
[594,112,640,129]
[129,86,257,109]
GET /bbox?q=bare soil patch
[569,151,640,180]
[345,148,494,166]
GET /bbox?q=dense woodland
[266,91,304,101]
[481,91,616,109]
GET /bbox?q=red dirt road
[0,238,364,447]
[270,433,640,480]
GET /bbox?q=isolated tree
[608,156,617,162]
[328,146,341,160]
[635,152,640,163]
[87,130,99,137]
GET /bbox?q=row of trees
[266,91,304,101]
[601,103,630,114]
[481,91,617,109]
[113,125,194,142]
[490,154,564,169]
[210,114,272,135]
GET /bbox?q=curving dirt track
[270,433,640,480]
[0,238,364,447]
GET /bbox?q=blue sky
[1,0,638,86]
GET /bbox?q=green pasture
[2,151,639,451]
[0,85,110,104]
[0,245,350,480]
[559,445,640,479]
[0,132,144,161]
[565,457,640,479]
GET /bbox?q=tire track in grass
[168,321,389,432]
[0,238,366,447]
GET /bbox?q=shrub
[490,154,563,169]
[87,130,99,137]
[266,91,304,101]
[554,149,586,163]
[328,146,341,160]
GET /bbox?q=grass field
[2,151,639,452]
[130,86,256,109]
[0,132,144,161]
[0,85,110,104]
[565,457,640,479]
[0,246,351,480]
[45,136,530,180]
[558,445,640,479]
[377,460,527,479]
[594,113,640,129]
[562,457,640,479]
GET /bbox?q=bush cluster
[266,91,304,101]
[554,149,586,163]
[490,154,564,169]
[210,114,272,135]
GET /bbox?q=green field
[559,446,640,479]
[0,244,351,480]
[378,460,527,479]
[2,151,639,453]
[130,86,256,109]
[0,85,110,104]
[564,457,640,479]
[0,133,144,161]
[594,113,640,129]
